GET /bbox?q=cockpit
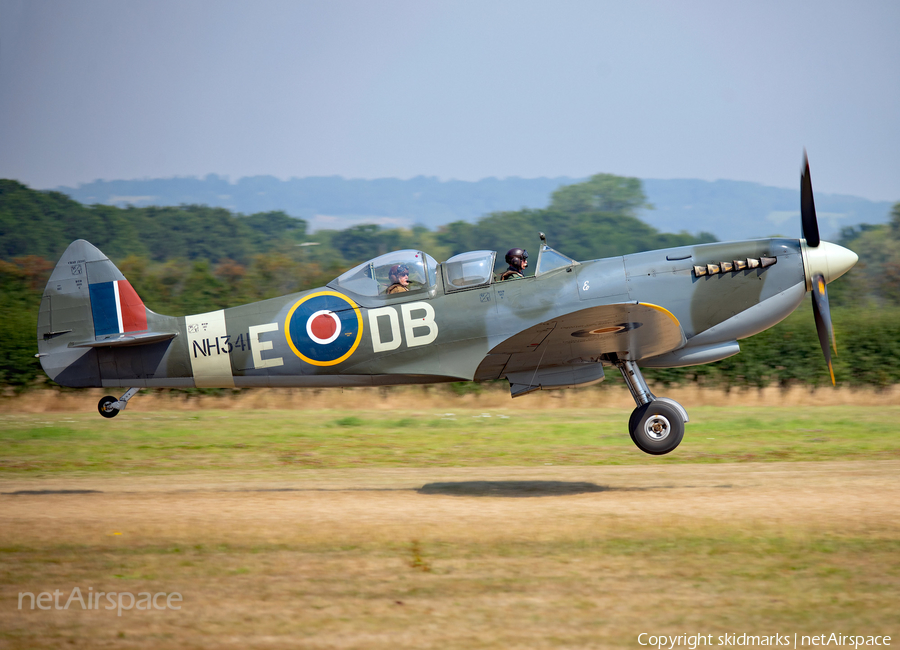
[330,250,439,298]
[328,243,578,300]
[442,250,497,292]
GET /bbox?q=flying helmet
[505,248,528,267]
[389,264,410,281]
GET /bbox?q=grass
[1,401,899,648]
[2,522,898,648]
[1,404,899,476]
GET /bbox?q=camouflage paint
[37,236,831,391]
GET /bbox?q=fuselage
[39,237,856,390]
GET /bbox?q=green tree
[0,258,48,390]
[834,201,900,307]
[332,224,383,264]
[242,210,307,243]
[1,180,311,265]
[890,202,900,239]
[436,221,476,257]
[548,173,652,216]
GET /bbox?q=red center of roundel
[310,313,338,340]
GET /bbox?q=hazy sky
[1,0,898,201]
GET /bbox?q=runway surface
[3,461,898,546]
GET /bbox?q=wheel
[629,400,684,455]
[98,396,120,418]
[628,407,641,439]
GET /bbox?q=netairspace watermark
[638,634,892,649]
[18,587,182,617]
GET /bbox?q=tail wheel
[98,396,119,419]
[629,401,684,455]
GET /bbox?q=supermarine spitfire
[36,155,857,455]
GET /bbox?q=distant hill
[57,175,574,233]
[56,175,894,240]
[1,178,713,272]
[640,179,893,241]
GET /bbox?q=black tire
[629,401,684,455]
[628,407,641,440]
[98,396,119,418]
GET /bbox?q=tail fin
[37,240,174,387]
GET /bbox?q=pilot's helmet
[505,248,528,267]
[389,264,410,282]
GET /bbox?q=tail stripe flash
[89,280,148,337]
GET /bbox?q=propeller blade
[801,150,820,247]
[811,273,836,385]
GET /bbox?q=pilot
[500,248,528,281]
[386,264,411,294]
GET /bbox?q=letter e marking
[250,323,284,369]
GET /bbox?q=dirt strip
[3,461,898,547]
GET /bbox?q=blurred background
[2,0,899,393]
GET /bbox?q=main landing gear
[615,359,688,455]
[97,387,140,419]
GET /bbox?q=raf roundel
[285,292,363,366]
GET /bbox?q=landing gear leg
[615,359,688,455]
[97,387,140,419]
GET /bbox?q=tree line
[1,175,898,392]
[0,174,714,317]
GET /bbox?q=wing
[479,302,686,395]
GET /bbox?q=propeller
[801,150,820,247]
[811,273,836,385]
[801,151,836,385]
